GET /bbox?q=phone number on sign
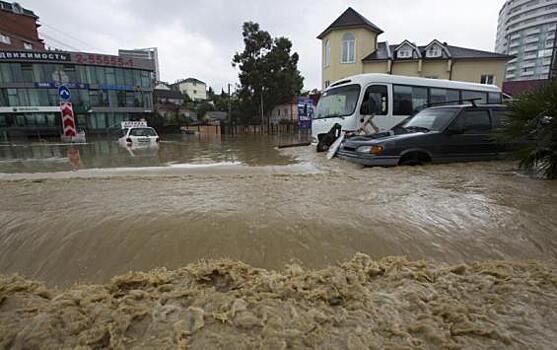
[74,54,134,67]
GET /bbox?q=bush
[499,80,557,179]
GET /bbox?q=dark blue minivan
[337,104,511,166]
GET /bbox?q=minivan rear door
[442,109,497,161]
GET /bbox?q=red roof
[503,80,547,97]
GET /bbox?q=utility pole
[227,83,232,134]
[260,86,264,133]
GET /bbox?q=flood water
[0,134,556,288]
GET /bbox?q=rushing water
[0,135,556,288]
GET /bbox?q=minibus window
[488,92,502,104]
[360,85,388,115]
[430,88,460,106]
[462,91,487,104]
[393,85,428,115]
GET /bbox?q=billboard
[297,97,313,130]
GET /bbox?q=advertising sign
[297,97,313,130]
[121,121,147,129]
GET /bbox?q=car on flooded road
[117,126,160,148]
[337,104,512,166]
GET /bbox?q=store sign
[34,82,90,89]
[97,84,134,91]
[0,50,155,70]
[73,53,135,67]
[0,51,70,62]
[0,106,61,113]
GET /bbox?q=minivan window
[393,85,428,115]
[360,85,388,115]
[453,110,491,133]
[315,84,360,119]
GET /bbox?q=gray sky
[22,0,507,91]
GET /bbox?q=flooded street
[0,135,556,288]
[1,135,557,349]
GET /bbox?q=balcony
[521,70,535,77]
[510,34,521,40]
[524,36,539,44]
[524,45,540,52]
[521,61,536,68]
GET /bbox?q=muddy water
[0,136,556,289]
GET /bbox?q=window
[324,40,331,67]
[452,110,491,134]
[488,92,502,104]
[341,33,355,63]
[480,75,495,85]
[462,90,487,104]
[360,85,388,115]
[398,49,411,58]
[429,88,460,105]
[0,33,10,44]
[23,41,33,50]
[426,45,441,58]
[315,84,360,119]
[393,85,428,115]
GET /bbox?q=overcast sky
[22,0,507,91]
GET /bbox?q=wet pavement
[0,135,556,288]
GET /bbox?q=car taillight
[126,138,132,143]
[156,137,160,143]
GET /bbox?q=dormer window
[341,33,355,63]
[398,49,411,58]
[426,45,441,58]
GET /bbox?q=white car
[118,127,160,147]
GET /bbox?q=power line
[40,33,82,51]
[40,21,103,52]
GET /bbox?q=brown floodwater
[0,135,556,289]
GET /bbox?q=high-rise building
[0,1,44,51]
[496,0,557,82]
[119,47,160,82]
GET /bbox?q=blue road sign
[58,86,71,101]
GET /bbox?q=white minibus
[312,74,502,144]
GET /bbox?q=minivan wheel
[399,153,430,166]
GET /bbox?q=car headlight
[357,145,384,155]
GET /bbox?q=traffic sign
[60,102,76,137]
[58,85,71,101]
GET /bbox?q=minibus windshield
[315,84,360,119]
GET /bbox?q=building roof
[0,1,38,18]
[173,77,206,86]
[317,7,383,39]
[362,41,512,61]
[154,89,183,100]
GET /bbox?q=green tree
[196,101,215,121]
[232,22,304,123]
[498,80,557,179]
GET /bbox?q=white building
[171,78,207,101]
[495,0,557,81]
[119,47,160,82]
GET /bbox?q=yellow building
[318,8,511,89]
